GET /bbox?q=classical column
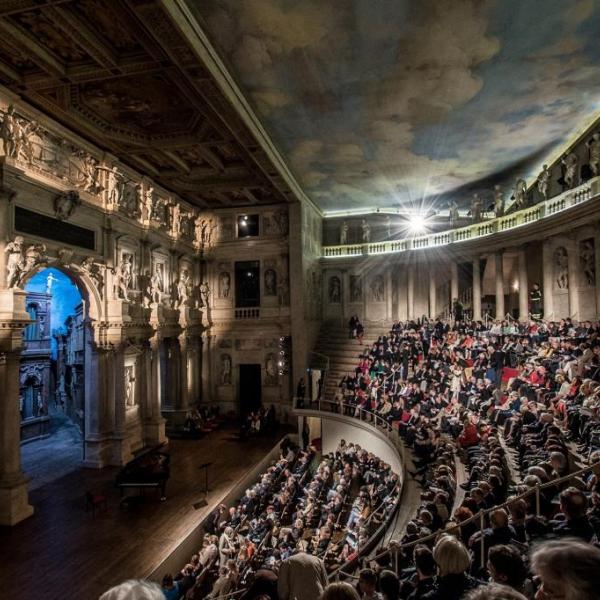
[386,268,393,320]
[341,269,348,320]
[407,263,415,320]
[428,264,437,319]
[494,251,505,319]
[0,288,34,525]
[595,228,600,318]
[396,267,408,320]
[450,262,458,306]
[178,333,189,410]
[201,331,211,403]
[144,336,165,445]
[542,240,554,320]
[567,239,580,319]
[518,248,529,321]
[472,258,482,321]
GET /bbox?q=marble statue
[580,239,596,286]
[265,353,278,384]
[264,269,277,296]
[0,104,18,158]
[449,200,459,226]
[22,243,46,277]
[370,275,384,302]
[513,178,527,209]
[537,164,551,200]
[170,202,181,237]
[220,354,232,385]
[218,271,230,299]
[277,275,289,306]
[272,209,288,236]
[200,281,211,307]
[46,272,58,294]
[471,193,482,222]
[361,219,371,243]
[149,264,164,304]
[114,254,133,301]
[493,185,504,217]
[340,221,349,245]
[81,154,99,193]
[329,276,341,303]
[554,246,569,289]
[101,166,123,208]
[5,235,24,288]
[80,256,104,294]
[561,152,579,189]
[350,275,362,303]
[125,366,135,406]
[194,215,203,247]
[144,186,155,221]
[587,133,600,177]
[54,191,81,221]
[17,119,38,164]
[176,269,192,308]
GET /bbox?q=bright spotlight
[408,214,427,234]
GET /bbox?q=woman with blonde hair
[423,534,480,599]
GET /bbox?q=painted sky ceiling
[189,0,600,213]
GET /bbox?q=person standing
[278,552,328,600]
[529,283,543,320]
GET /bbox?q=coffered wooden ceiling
[0,0,297,208]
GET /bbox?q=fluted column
[385,269,393,320]
[407,263,415,320]
[494,251,505,319]
[542,240,554,320]
[145,336,165,445]
[472,258,482,321]
[450,262,458,307]
[201,331,211,403]
[518,248,529,321]
[567,239,580,319]
[429,264,437,319]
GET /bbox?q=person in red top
[458,415,479,448]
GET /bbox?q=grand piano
[115,443,170,502]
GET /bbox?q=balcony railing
[234,307,260,319]
[323,177,600,259]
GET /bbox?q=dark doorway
[235,261,260,307]
[239,363,262,415]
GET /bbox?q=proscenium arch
[20,263,101,464]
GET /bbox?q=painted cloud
[189,0,600,212]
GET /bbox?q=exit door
[239,363,262,415]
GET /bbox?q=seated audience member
[531,538,600,600]
[161,574,180,600]
[421,534,480,599]
[486,545,530,597]
[357,568,382,599]
[464,583,527,600]
[99,580,164,600]
[321,582,361,600]
[379,570,400,600]
[551,487,595,541]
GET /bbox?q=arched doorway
[20,266,88,487]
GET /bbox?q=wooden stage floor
[0,427,287,600]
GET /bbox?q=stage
[0,427,289,600]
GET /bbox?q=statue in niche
[17,119,38,164]
[273,209,288,236]
[170,202,181,237]
[200,281,211,308]
[78,154,100,193]
[340,221,349,245]
[561,152,579,189]
[98,166,123,208]
[586,133,600,177]
[22,243,46,277]
[350,275,362,303]
[144,186,155,221]
[554,246,569,289]
[218,271,230,298]
[46,272,58,294]
[361,219,371,243]
[370,275,384,302]
[124,366,135,407]
[329,276,341,303]
[5,235,24,288]
[470,193,482,222]
[265,353,278,385]
[493,185,504,217]
[277,275,289,306]
[220,354,232,385]
[579,239,596,286]
[114,254,133,301]
[149,263,164,304]
[80,256,104,295]
[0,105,18,157]
[54,190,81,221]
[537,164,551,200]
[449,200,459,226]
[180,211,194,239]
[264,269,277,296]
[176,268,192,308]
[513,178,528,209]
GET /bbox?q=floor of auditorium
[0,426,290,600]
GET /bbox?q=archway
[20,266,89,487]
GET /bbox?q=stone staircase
[316,322,392,401]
